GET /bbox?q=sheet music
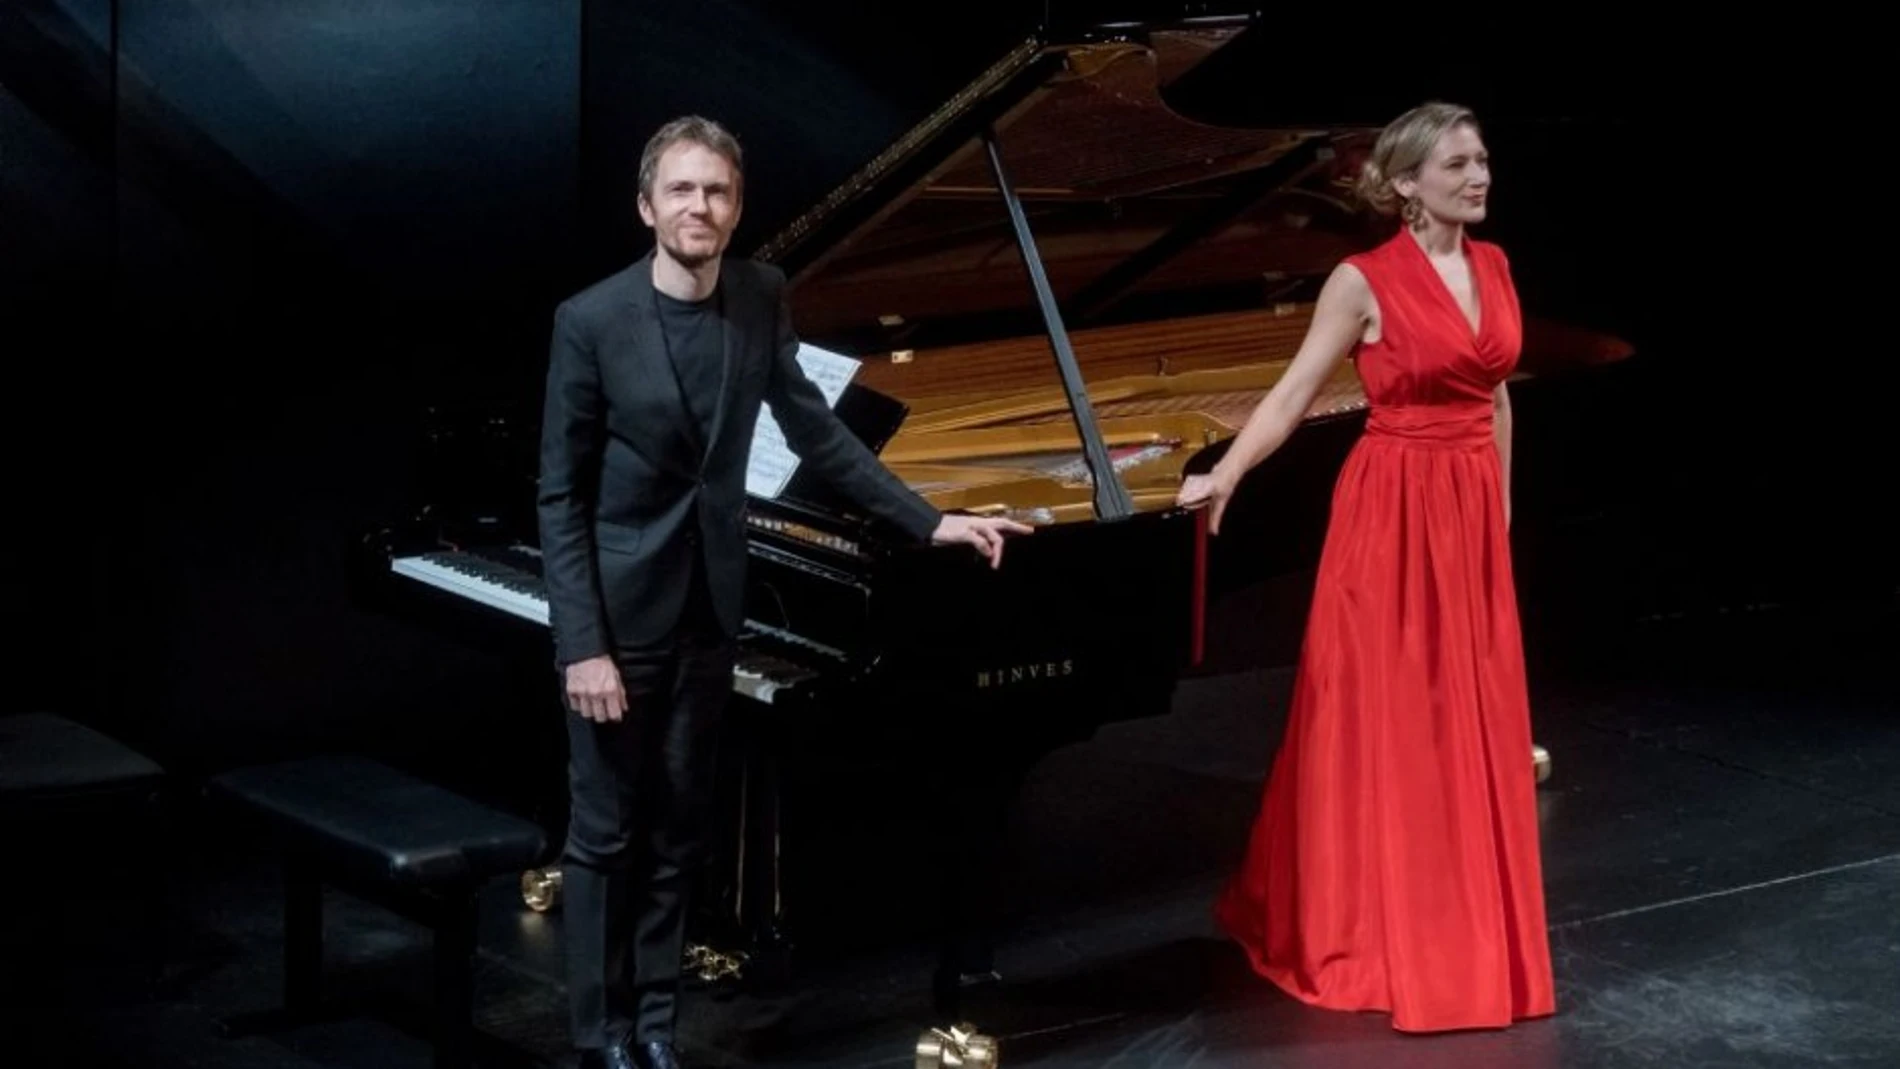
[746,344,861,499]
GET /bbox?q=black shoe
[632,1040,685,1069]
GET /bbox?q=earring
[1401,195,1425,229]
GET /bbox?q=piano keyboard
[389,547,837,705]
[392,546,549,626]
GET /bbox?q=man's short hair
[637,115,744,199]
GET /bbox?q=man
[537,115,1031,1069]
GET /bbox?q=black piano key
[433,549,544,596]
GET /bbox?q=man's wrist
[561,650,611,670]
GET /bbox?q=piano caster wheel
[684,942,749,985]
[520,866,562,912]
[915,1022,999,1069]
[1532,744,1551,785]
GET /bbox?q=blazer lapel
[699,262,740,470]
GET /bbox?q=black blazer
[536,251,942,665]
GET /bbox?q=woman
[1177,101,1556,1033]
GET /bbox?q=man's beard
[661,232,717,270]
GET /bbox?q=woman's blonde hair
[1354,102,1479,217]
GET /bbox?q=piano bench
[0,712,170,991]
[0,711,166,807]
[206,755,548,1069]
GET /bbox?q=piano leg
[927,742,1043,1022]
[734,737,793,987]
[636,693,792,993]
[920,680,1176,1023]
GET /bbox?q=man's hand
[931,513,1034,569]
[565,655,626,723]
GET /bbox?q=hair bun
[1354,158,1398,215]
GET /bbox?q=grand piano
[355,9,1632,1006]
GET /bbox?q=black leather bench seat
[0,711,164,800]
[208,755,545,886]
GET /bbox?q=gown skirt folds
[1214,230,1557,1033]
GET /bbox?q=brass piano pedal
[916,1022,999,1069]
[520,866,562,912]
[1532,743,1551,785]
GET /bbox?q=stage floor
[5,594,1896,1069]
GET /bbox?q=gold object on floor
[684,943,748,983]
[916,1022,999,1068]
[1533,744,1551,784]
[520,866,562,912]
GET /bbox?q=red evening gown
[1214,229,1556,1032]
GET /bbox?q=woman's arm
[1177,262,1371,532]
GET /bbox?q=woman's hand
[1176,468,1239,534]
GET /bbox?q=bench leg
[219,856,342,1038]
[138,784,171,995]
[286,855,323,1013]
[221,871,530,1068]
[432,891,476,1069]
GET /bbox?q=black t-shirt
[655,286,725,442]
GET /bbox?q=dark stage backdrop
[6,0,589,787]
[2,2,1886,790]
[4,1,118,745]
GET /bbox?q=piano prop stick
[982,129,1133,521]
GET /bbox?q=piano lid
[752,14,1388,355]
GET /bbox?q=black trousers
[561,555,734,1050]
